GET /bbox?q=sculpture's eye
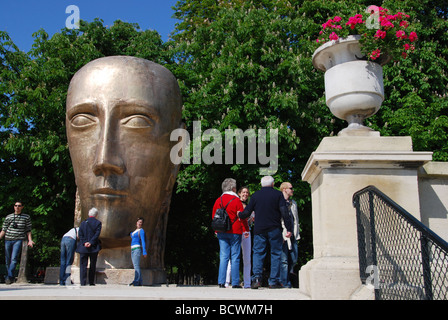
[70,114,97,128]
[121,115,154,129]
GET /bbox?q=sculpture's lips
[92,188,127,198]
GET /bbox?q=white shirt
[63,227,79,240]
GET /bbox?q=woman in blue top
[129,217,147,286]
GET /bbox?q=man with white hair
[76,207,102,286]
[238,176,292,288]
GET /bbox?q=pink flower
[409,31,418,42]
[333,16,342,22]
[396,30,407,40]
[370,49,381,60]
[374,30,386,39]
[329,32,339,41]
[380,16,394,29]
[400,21,409,28]
[394,12,405,20]
[387,14,397,21]
[322,19,334,29]
[403,43,410,50]
[346,14,364,29]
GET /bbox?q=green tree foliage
[368,0,448,160]
[167,0,447,282]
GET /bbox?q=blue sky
[0,0,179,52]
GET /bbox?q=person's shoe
[232,285,242,288]
[268,283,283,289]
[251,278,261,289]
[5,278,11,285]
[218,284,225,288]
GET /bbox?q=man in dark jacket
[76,207,102,286]
[238,176,292,288]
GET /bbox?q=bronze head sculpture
[66,56,183,270]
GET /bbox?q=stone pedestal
[299,136,432,299]
[46,246,167,286]
[45,266,166,286]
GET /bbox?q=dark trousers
[79,252,98,285]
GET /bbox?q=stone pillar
[418,162,448,243]
[299,135,432,299]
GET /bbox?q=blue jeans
[217,232,242,286]
[252,228,283,286]
[5,240,22,280]
[60,237,77,285]
[131,248,142,285]
[280,238,298,287]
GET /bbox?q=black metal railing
[353,186,448,300]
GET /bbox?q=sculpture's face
[66,57,182,248]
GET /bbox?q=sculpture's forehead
[67,62,162,106]
[66,57,182,125]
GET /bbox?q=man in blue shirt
[238,176,292,288]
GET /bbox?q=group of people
[60,209,148,286]
[2,175,299,289]
[212,176,300,289]
[0,202,147,286]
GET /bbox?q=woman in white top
[225,187,253,288]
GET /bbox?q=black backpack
[211,196,237,232]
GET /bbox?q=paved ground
[0,283,310,300]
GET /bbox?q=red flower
[333,16,342,22]
[346,14,364,29]
[409,31,418,42]
[370,49,381,60]
[380,16,394,29]
[329,32,339,41]
[374,30,387,39]
[396,30,407,40]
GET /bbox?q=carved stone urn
[313,35,385,136]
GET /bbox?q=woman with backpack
[212,178,249,288]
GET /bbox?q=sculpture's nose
[93,123,125,176]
